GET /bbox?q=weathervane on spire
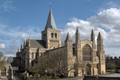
[50,3,51,9]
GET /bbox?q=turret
[75,27,80,44]
[91,29,96,49]
[75,28,82,76]
[17,48,19,52]
[21,43,23,52]
[97,32,104,51]
[65,33,74,76]
[97,32,105,74]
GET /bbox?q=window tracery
[82,44,91,61]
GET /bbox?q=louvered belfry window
[82,44,91,61]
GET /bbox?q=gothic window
[32,53,34,58]
[73,47,75,56]
[36,53,38,59]
[51,33,53,38]
[82,44,91,61]
[55,33,57,38]
[1,67,6,77]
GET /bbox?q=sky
[0,0,120,58]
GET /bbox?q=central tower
[41,7,61,49]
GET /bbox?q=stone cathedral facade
[16,8,106,76]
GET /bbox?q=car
[115,69,120,73]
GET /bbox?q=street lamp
[45,70,47,80]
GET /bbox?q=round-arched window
[82,44,91,61]
[55,33,57,38]
[51,33,53,38]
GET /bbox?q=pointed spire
[18,48,19,52]
[21,43,23,50]
[65,33,71,41]
[76,27,80,34]
[45,6,57,29]
[91,29,95,41]
[75,27,80,43]
[24,40,25,45]
[97,32,103,40]
[91,29,94,36]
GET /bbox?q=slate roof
[29,39,46,48]
[11,62,18,67]
[45,7,57,29]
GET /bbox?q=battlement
[106,56,120,60]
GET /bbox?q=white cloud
[61,7,120,57]
[20,33,30,39]
[0,0,16,11]
[0,44,5,48]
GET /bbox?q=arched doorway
[86,64,91,75]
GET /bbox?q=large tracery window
[82,44,91,61]
[1,67,6,77]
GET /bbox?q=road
[99,73,120,77]
[13,76,21,80]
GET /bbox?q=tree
[7,56,13,62]
[0,52,6,70]
[31,51,75,78]
[105,54,111,60]
[107,62,116,72]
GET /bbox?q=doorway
[86,64,91,75]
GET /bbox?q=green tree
[31,51,75,77]
[0,52,6,70]
[107,62,116,72]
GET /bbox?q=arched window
[36,53,38,59]
[1,67,6,77]
[82,44,91,61]
[51,33,53,38]
[55,33,57,38]
[73,47,75,56]
[32,53,34,58]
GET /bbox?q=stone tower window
[82,44,91,61]
[51,33,53,38]
[55,33,57,38]
[73,47,75,56]
[32,53,34,58]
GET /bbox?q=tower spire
[65,33,71,42]
[75,27,80,44]
[45,5,57,29]
[91,29,95,41]
[97,32,103,40]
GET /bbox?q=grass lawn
[106,69,119,73]
[31,79,60,80]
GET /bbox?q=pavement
[61,76,84,80]
[99,73,120,77]
[13,76,21,80]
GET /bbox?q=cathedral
[16,7,106,77]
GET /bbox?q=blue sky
[0,0,120,58]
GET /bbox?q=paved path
[61,76,84,80]
[99,73,120,77]
[13,76,21,80]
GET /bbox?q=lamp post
[45,70,47,80]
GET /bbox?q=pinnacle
[21,43,22,50]
[76,27,80,34]
[18,48,19,52]
[65,33,72,41]
[91,29,94,36]
[97,32,103,40]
